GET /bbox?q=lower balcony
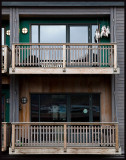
[8,122,121,154]
[9,43,120,74]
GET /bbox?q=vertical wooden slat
[30,46,31,66]
[74,126,76,143]
[55,126,56,144]
[43,126,44,144]
[58,126,59,144]
[22,46,23,66]
[95,126,96,144]
[28,125,30,146]
[64,124,67,152]
[31,126,32,146]
[61,126,62,143]
[22,126,24,147]
[83,126,84,143]
[71,126,73,144]
[34,126,35,146]
[110,126,111,146]
[49,126,50,144]
[107,125,108,146]
[113,126,114,146]
[101,125,102,146]
[33,46,34,66]
[92,126,93,144]
[98,126,99,145]
[100,46,101,66]
[40,126,41,146]
[46,126,47,143]
[25,126,27,146]
[37,126,38,145]
[103,46,104,66]
[19,126,21,146]
[86,126,87,144]
[19,46,20,66]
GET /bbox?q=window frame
[30,23,99,43]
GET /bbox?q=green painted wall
[2,20,10,47]
[2,88,10,122]
[19,17,110,66]
[19,17,110,43]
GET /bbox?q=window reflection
[70,26,88,43]
[31,25,38,43]
[40,25,66,43]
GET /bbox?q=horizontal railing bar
[11,122,118,125]
[12,43,117,46]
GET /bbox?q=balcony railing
[10,43,119,74]
[2,45,11,73]
[11,122,119,153]
[1,122,11,151]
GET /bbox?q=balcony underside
[9,147,121,155]
[9,67,120,74]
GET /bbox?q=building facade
[1,1,124,155]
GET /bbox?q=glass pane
[40,25,66,43]
[71,95,90,122]
[92,25,98,43]
[31,25,38,43]
[2,28,5,45]
[92,94,100,122]
[40,95,67,122]
[70,26,88,43]
[31,95,39,122]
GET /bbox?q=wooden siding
[115,7,124,154]
[18,8,110,15]
[19,75,112,123]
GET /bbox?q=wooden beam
[12,124,15,152]
[9,67,120,74]
[115,124,119,152]
[9,147,121,155]
[3,123,7,151]
[12,45,15,72]
[64,124,67,152]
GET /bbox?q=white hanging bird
[106,26,110,37]
[101,25,107,38]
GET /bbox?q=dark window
[31,93,100,122]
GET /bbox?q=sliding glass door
[31,93,100,122]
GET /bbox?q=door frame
[30,93,101,122]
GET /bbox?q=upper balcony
[2,45,11,74]
[9,43,120,74]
